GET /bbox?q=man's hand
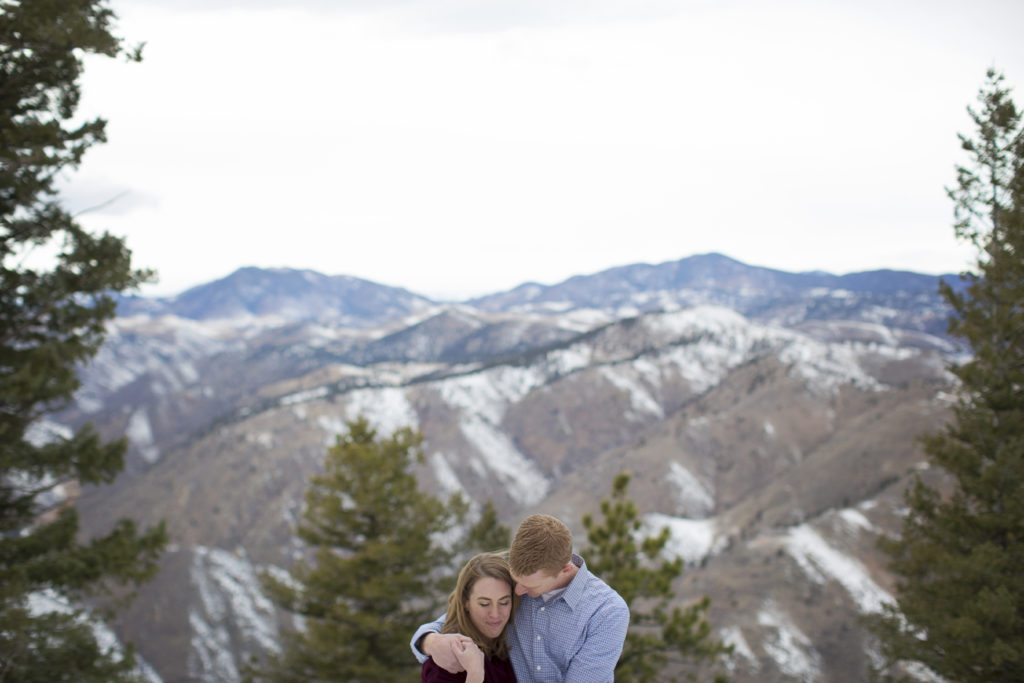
[422,633,474,674]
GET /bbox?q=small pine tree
[582,472,732,682]
[258,418,468,682]
[868,69,1024,682]
[463,499,511,554]
[0,1,167,679]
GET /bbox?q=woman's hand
[423,633,474,673]
[451,638,485,683]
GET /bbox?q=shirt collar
[546,553,587,610]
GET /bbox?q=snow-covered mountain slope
[73,294,955,682]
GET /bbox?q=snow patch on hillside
[189,609,237,682]
[316,414,348,445]
[642,306,912,397]
[757,600,822,681]
[13,423,78,507]
[644,306,750,342]
[438,366,544,424]
[838,508,875,534]
[27,590,162,683]
[189,546,279,682]
[5,470,69,511]
[557,308,613,331]
[666,462,715,517]
[281,386,330,405]
[629,356,663,387]
[78,315,241,413]
[545,345,593,377]
[343,386,418,436]
[643,309,785,393]
[459,415,549,506]
[780,339,881,394]
[784,524,892,614]
[720,624,759,673]
[659,341,746,394]
[25,419,73,446]
[599,365,663,418]
[127,409,160,463]
[430,452,466,497]
[645,513,719,563]
[903,662,948,682]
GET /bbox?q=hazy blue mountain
[470,252,956,306]
[116,254,966,338]
[116,266,436,326]
[468,253,965,336]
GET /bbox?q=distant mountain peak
[116,256,963,340]
[117,266,435,326]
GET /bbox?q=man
[412,514,629,681]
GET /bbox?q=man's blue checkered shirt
[412,554,629,682]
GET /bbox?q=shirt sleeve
[410,613,448,664]
[563,593,630,682]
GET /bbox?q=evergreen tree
[582,472,732,682]
[868,69,1024,682]
[259,418,468,682]
[462,499,511,554]
[0,1,167,680]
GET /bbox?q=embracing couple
[412,514,629,682]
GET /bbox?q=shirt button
[537,636,541,640]
[540,607,545,611]
[536,666,542,671]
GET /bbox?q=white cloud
[68,0,1024,298]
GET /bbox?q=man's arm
[563,595,630,682]
[411,615,446,663]
[410,614,469,674]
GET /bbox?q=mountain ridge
[117,265,436,325]
[117,253,965,327]
[62,252,968,682]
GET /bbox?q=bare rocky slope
[66,255,961,682]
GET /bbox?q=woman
[421,552,519,683]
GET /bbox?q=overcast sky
[63,0,1024,300]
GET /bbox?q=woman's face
[466,576,513,639]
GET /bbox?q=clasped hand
[430,633,485,679]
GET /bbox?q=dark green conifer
[259,418,467,682]
[0,1,167,679]
[869,69,1024,682]
[463,499,511,554]
[582,472,731,682]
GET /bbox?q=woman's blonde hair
[441,552,518,660]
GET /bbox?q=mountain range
[118,253,964,332]
[62,253,964,682]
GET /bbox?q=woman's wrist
[464,652,484,683]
